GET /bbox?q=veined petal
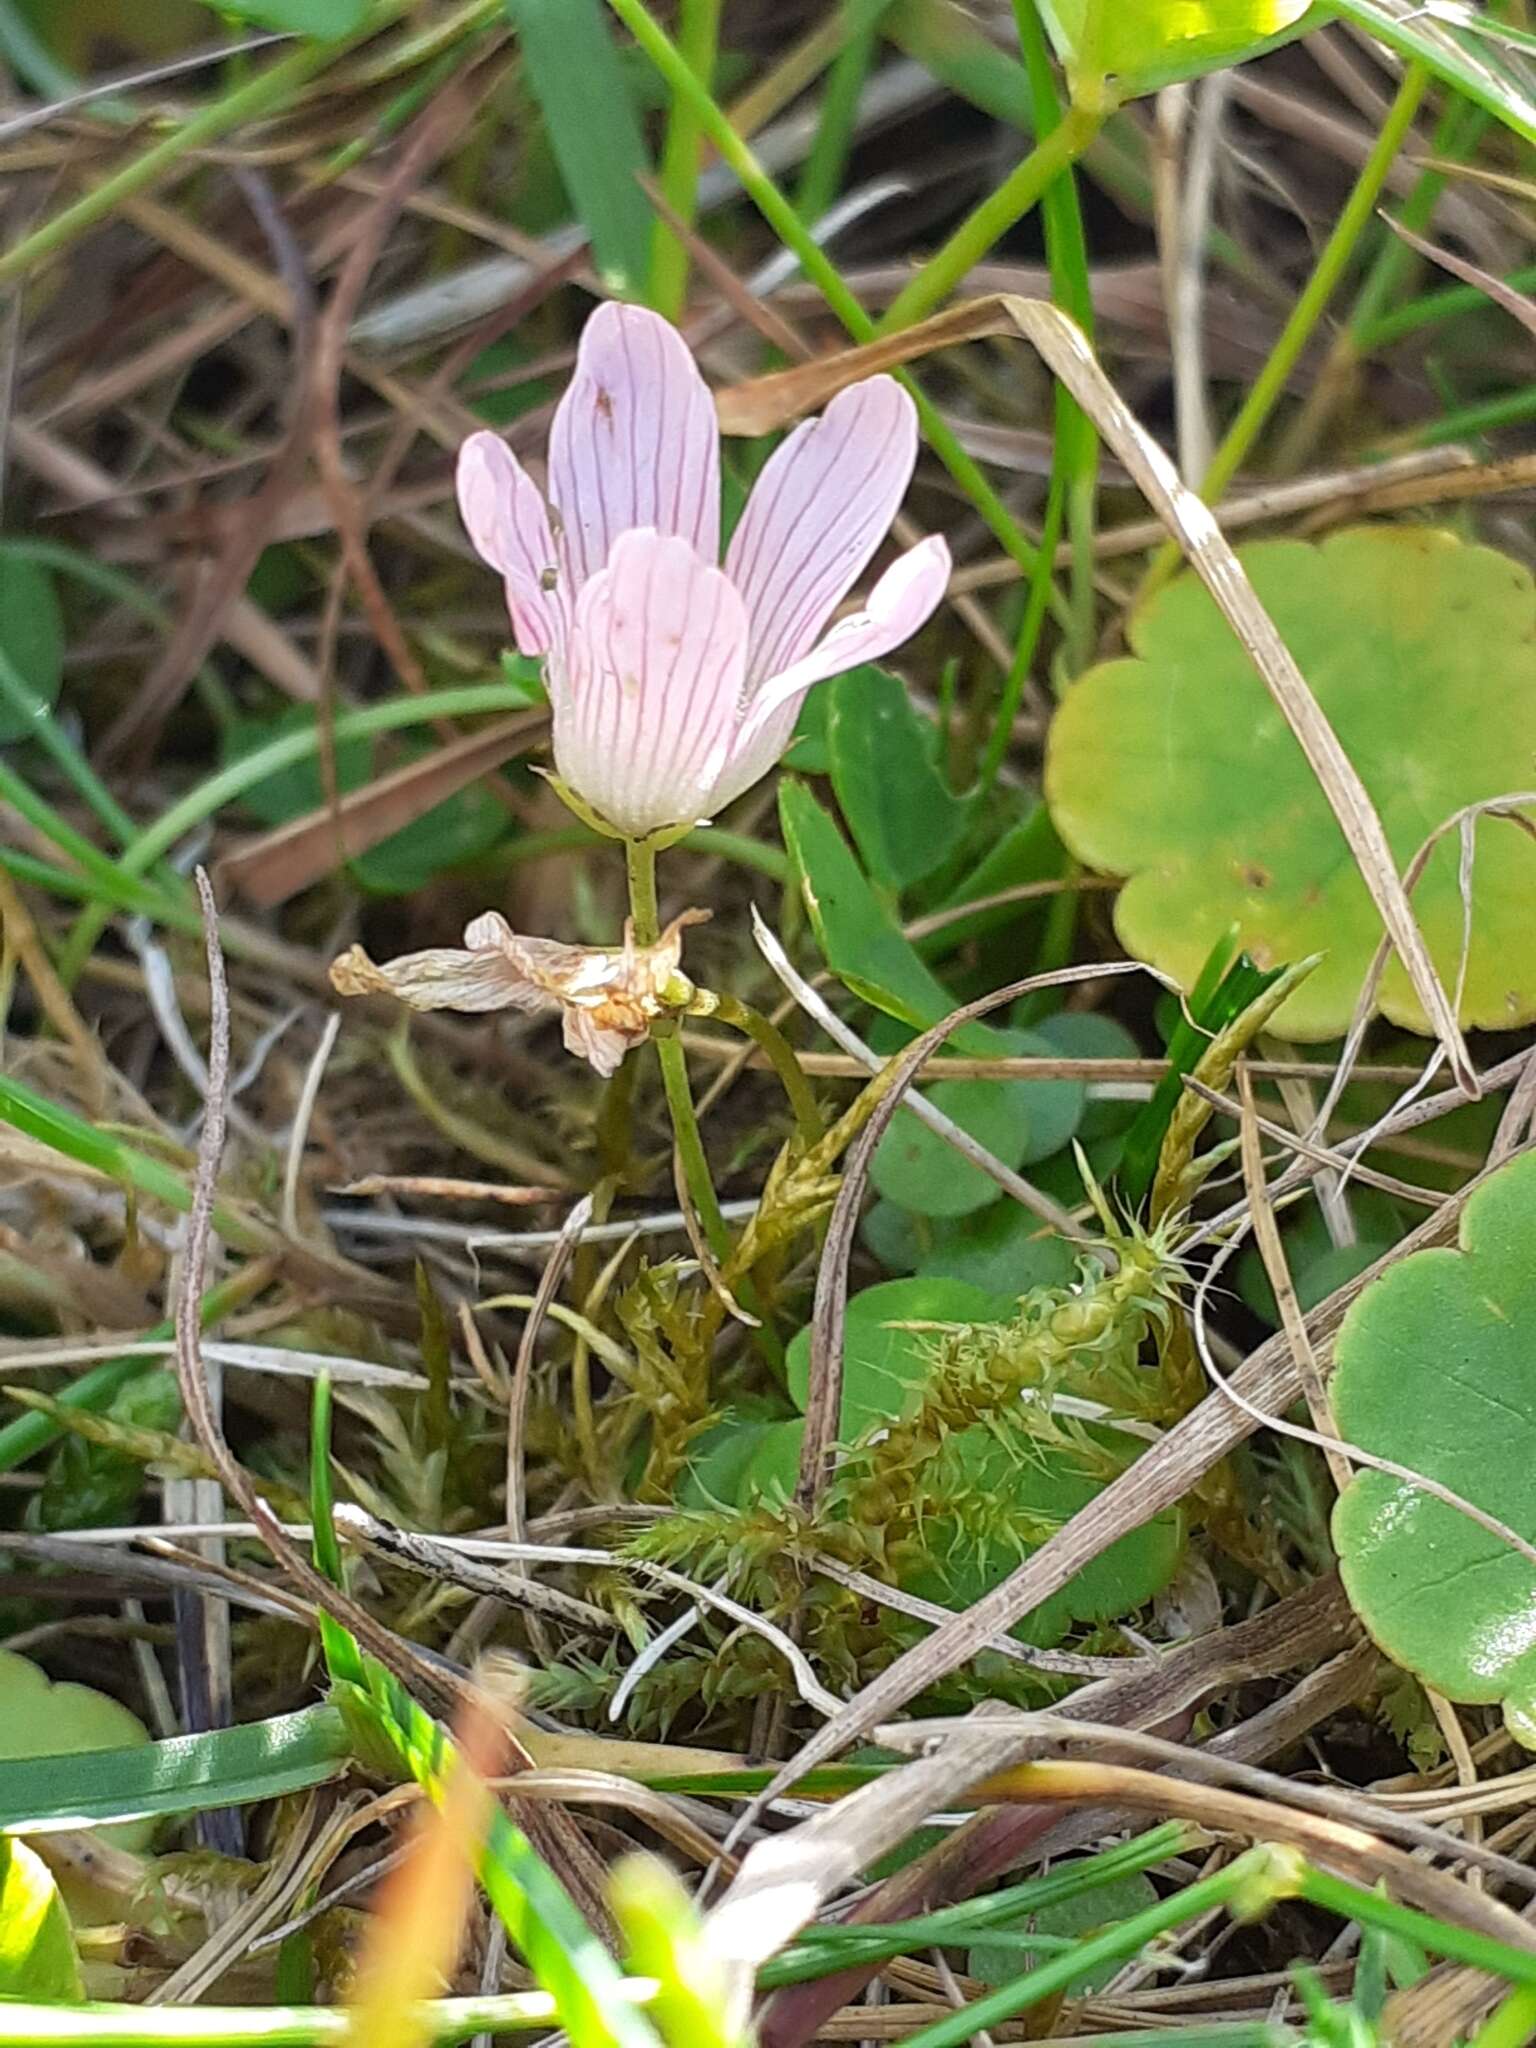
[730,536,951,778]
[548,304,720,590]
[456,432,564,659]
[329,923,555,1015]
[725,377,918,690]
[556,529,749,838]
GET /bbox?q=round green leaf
[785,1277,1011,1438]
[1045,528,1536,1040]
[870,1029,1084,1219]
[735,1420,806,1504]
[904,1429,1182,1646]
[1331,1151,1536,1742]
[0,557,64,745]
[865,1199,1078,1296]
[0,1653,152,1851]
[680,1409,790,1509]
[0,1838,82,2002]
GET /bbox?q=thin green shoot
[649,0,723,318]
[1140,62,1430,598]
[796,0,894,227]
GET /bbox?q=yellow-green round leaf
[1331,1151,1536,1744]
[0,1837,83,2002]
[1045,528,1536,1040]
[0,1654,153,1852]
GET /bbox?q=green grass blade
[309,1376,366,1687]
[1331,0,1536,145]
[505,0,655,294]
[0,1707,351,1835]
[336,1665,662,2048]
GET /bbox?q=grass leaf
[507,0,654,292]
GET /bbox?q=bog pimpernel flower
[456,301,950,840]
[330,909,706,1077]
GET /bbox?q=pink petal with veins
[547,304,720,592]
[455,432,564,660]
[724,536,951,802]
[556,528,749,838]
[725,377,918,689]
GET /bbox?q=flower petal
[547,304,720,590]
[561,1009,632,1077]
[329,927,554,1015]
[556,528,749,838]
[456,432,564,659]
[726,536,951,796]
[725,376,919,689]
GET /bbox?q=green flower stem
[1469,1984,1536,2048]
[625,834,731,1260]
[1293,1863,1536,1987]
[873,101,1101,337]
[1277,88,1487,473]
[895,1849,1276,2048]
[795,0,892,227]
[1014,0,1097,679]
[0,843,190,928]
[0,33,356,287]
[605,0,1067,617]
[703,991,823,1143]
[0,646,139,849]
[1139,61,1430,600]
[0,756,184,930]
[649,0,722,318]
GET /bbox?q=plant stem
[1277,86,1487,473]
[1468,1983,1536,2048]
[648,0,722,318]
[625,835,731,1259]
[796,0,891,226]
[1014,0,1097,678]
[0,645,139,847]
[1139,61,1430,600]
[874,101,1100,336]
[894,1850,1274,2048]
[705,992,823,1143]
[1294,1864,1536,1987]
[605,0,1066,614]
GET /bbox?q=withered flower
[329,908,708,1077]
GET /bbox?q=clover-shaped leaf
[1036,0,1315,97]
[1045,527,1536,1040]
[1331,1150,1536,1744]
[0,1652,152,1850]
[0,1838,82,2002]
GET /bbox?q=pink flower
[456,304,950,840]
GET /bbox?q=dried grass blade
[718,297,1476,1092]
[216,711,546,906]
